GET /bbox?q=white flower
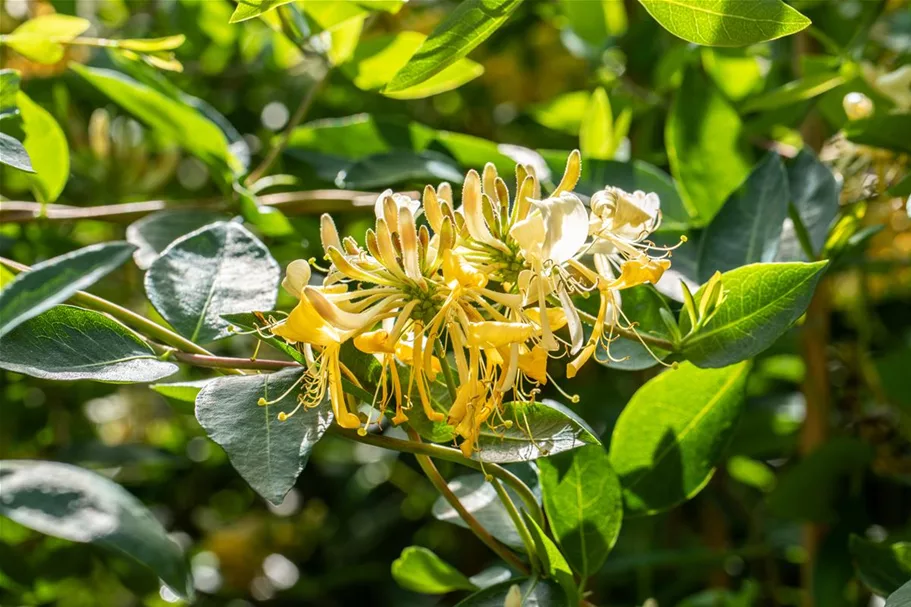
[590,187,660,243]
[509,192,588,266]
[374,189,421,230]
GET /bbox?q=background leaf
[126,210,227,270]
[887,581,911,607]
[0,242,135,338]
[229,0,294,23]
[609,361,749,514]
[681,261,828,367]
[777,149,840,260]
[195,368,332,505]
[849,535,911,596]
[667,70,753,223]
[698,152,790,281]
[0,132,33,172]
[17,92,69,203]
[0,305,178,383]
[579,87,612,160]
[454,577,567,606]
[538,445,623,578]
[391,546,478,594]
[5,14,89,63]
[638,0,811,47]
[0,460,192,598]
[474,399,600,463]
[385,0,523,93]
[144,222,280,343]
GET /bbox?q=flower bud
[842,92,874,120]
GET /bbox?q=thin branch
[245,67,329,186]
[153,348,300,371]
[0,189,393,224]
[490,476,540,574]
[406,429,529,574]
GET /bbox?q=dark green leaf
[778,149,840,260]
[887,581,911,607]
[767,437,872,522]
[0,69,21,119]
[335,150,463,189]
[391,546,478,594]
[195,368,331,505]
[667,70,753,223]
[538,445,623,578]
[126,210,227,270]
[70,65,239,179]
[385,0,523,93]
[18,92,68,203]
[0,305,178,383]
[521,512,578,604]
[698,152,790,281]
[638,0,811,47]
[0,242,135,338]
[433,468,540,549]
[681,261,828,367]
[475,399,600,463]
[844,113,911,154]
[849,535,911,596]
[0,132,33,172]
[145,222,280,343]
[454,577,567,607]
[0,460,192,599]
[609,361,750,514]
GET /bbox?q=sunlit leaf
[638,0,811,47]
[229,0,295,23]
[17,92,69,202]
[742,72,845,113]
[391,547,478,594]
[5,14,89,63]
[0,69,21,119]
[609,361,750,514]
[385,0,522,93]
[579,87,612,160]
[0,460,192,599]
[522,513,578,604]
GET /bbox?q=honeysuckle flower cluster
[266,151,676,458]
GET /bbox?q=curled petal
[518,345,548,384]
[531,192,588,264]
[320,214,342,252]
[553,149,581,195]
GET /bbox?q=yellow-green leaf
[5,14,90,63]
[638,0,811,47]
[17,92,69,203]
[579,87,613,160]
[114,35,187,52]
[229,0,294,23]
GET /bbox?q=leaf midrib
[644,0,798,25]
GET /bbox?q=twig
[153,348,300,371]
[490,476,540,574]
[406,429,529,574]
[0,190,392,223]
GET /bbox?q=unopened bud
[504,584,522,607]
[843,92,874,120]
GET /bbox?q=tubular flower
[262,151,677,458]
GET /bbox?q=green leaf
[70,65,239,179]
[229,0,294,23]
[767,437,872,522]
[742,72,845,113]
[0,305,178,383]
[126,210,227,270]
[579,87,612,160]
[698,152,790,281]
[335,150,464,189]
[385,0,523,93]
[701,48,762,102]
[433,468,540,549]
[667,70,753,223]
[609,361,750,514]
[475,399,600,463]
[530,91,590,136]
[0,460,192,599]
[0,132,33,172]
[844,113,911,155]
[5,14,89,63]
[195,368,331,505]
[777,149,840,260]
[521,512,578,604]
[391,546,478,594]
[559,0,625,47]
[344,32,484,99]
[454,577,567,606]
[0,69,21,119]
[144,222,280,343]
[681,261,828,367]
[0,242,135,338]
[638,0,811,47]
[538,446,622,578]
[151,379,214,403]
[112,35,187,53]
[17,92,68,203]
[849,535,911,596]
[887,581,911,607]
